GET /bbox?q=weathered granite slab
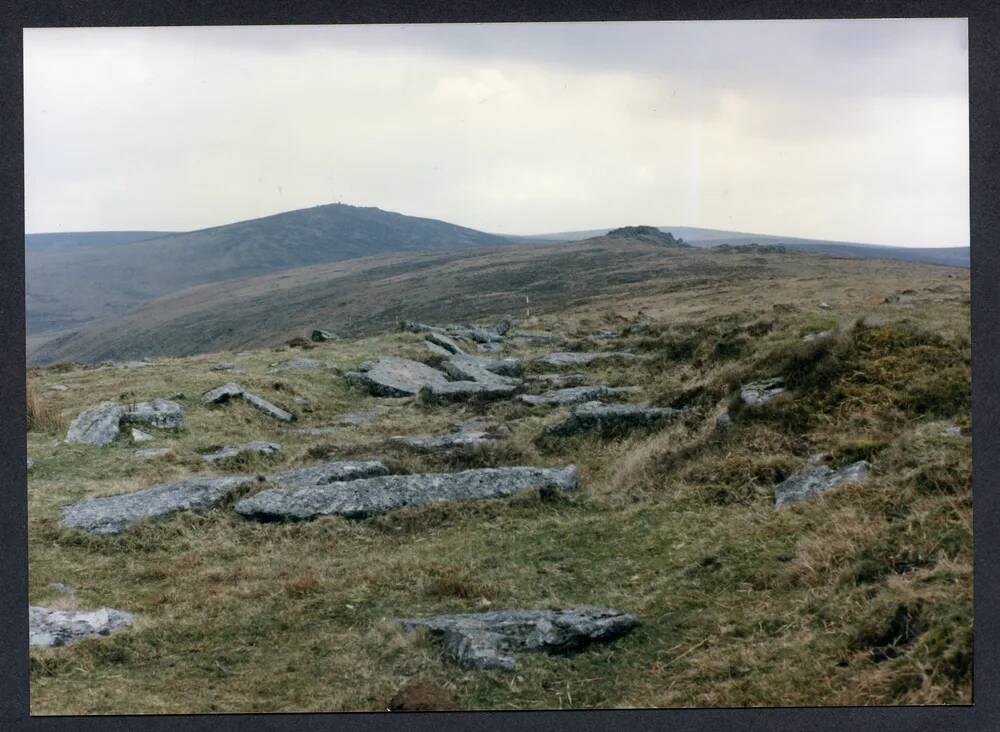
[774,460,871,509]
[30,606,134,647]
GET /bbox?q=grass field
[27,247,971,713]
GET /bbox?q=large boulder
[398,608,639,671]
[65,402,126,447]
[29,606,134,647]
[536,351,636,367]
[520,385,638,406]
[774,460,871,510]
[61,475,258,534]
[123,399,185,430]
[739,378,786,407]
[345,357,449,397]
[545,401,676,437]
[235,465,578,521]
[202,441,281,464]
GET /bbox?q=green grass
[27,252,972,713]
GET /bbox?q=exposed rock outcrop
[773,460,871,509]
[30,606,135,647]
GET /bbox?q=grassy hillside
[26,203,512,337]
[29,240,967,366]
[27,250,971,713]
[25,231,175,253]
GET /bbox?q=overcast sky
[24,20,968,246]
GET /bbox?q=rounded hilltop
[591,225,690,247]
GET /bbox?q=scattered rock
[134,447,173,459]
[424,341,453,357]
[536,351,636,367]
[590,329,617,340]
[27,457,34,471]
[311,329,337,342]
[202,441,281,464]
[296,426,340,436]
[801,331,833,343]
[242,391,295,422]
[236,465,577,521]
[65,402,126,447]
[345,357,449,397]
[123,399,185,430]
[336,406,391,425]
[715,411,733,433]
[270,357,326,371]
[114,360,152,369]
[29,606,134,647]
[210,362,238,372]
[61,475,259,534]
[545,401,675,437]
[47,582,76,594]
[494,319,512,336]
[943,425,963,437]
[476,342,504,353]
[442,355,521,385]
[400,321,445,335]
[48,384,69,392]
[419,381,518,404]
[201,382,244,404]
[398,607,639,671]
[739,378,787,407]
[531,372,586,388]
[266,460,390,491]
[426,332,465,355]
[818,302,832,310]
[520,385,637,406]
[131,428,155,443]
[513,333,561,343]
[392,431,496,452]
[773,460,871,510]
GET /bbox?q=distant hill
[24,231,175,253]
[26,203,512,336]
[530,226,969,268]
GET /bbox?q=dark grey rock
[65,402,126,447]
[545,401,675,437]
[398,607,639,671]
[311,329,337,342]
[426,332,465,355]
[495,319,512,336]
[242,391,295,422]
[201,382,244,404]
[536,351,636,367]
[345,357,449,397]
[520,385,637,406]
[61,475,258,534]
[443,355,521,385]
[424,341,453,357]
[266,460,390,491]
[236,465,577,521]
[123,399,185,430]
[739,378,786,407]
[30,606,134,647]
[202,441,281,464]
[590,329,617,340]
[773,460,871,510]
[419,381,518,404]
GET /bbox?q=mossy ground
[27,252,971,713]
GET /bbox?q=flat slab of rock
[425,341,453,357]
[243,391,295,422]
[236,465,577,521]
[740,378,786,407]
[65,402,126,447]
[345,357,449,397]
[545,401,676,437]
[30,606,134,648]
[398,608,639,671]
[202,441,281,464]
[426,332,465,355]
[266,460,390,491]
[201,383,294,421]
[520,385,638,406]
[269,358,329,372]
[774,460,871,509]
[131,428,155,442]
[531,372,587,388]
[443,355,521,385]
[134,447,173,459]
[392,431,496,452]
[123,399,185,430]
[311,329,338,341]
[536,351,636,367]
[61,475,258,534]
[201,382,244,404]
[513,332,561,343]
[419,381,517,403]
[801,331,833,343]
[48,384,69,391]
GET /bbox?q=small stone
[398,607,639,671]
[47,582,76,594]
[311,329,337,342]
[545,401,676,437]
[27,457,34,471]
[131,428,155,443]
[773,460,871,509]
[243,391,295,422]
[818,302,832,310]
[739,378,786,407]
[419,381,517,404]
[48,384,69,392]
[201,382,244,404]
[536,351,636,367]
[801,331,833,343]
[520,385,637,406]
[30,606,134,647]
[210,362,238,372]
[134,447,173,459]
[202,441,281,464]
[715,411,733,433]
[426,332,465,355]
[495,319,512,336]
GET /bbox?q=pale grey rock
[202,441,281,464]
[426,332,465,355]
[818,302,832,310]
[123,399,185,430]
[297,426,340,436]
[30,606,134,647]
[419,381,517,404]
[48,384,69,392]
[424,341,453,357]
[115,360,152,369]
[47,582,75,594]
[243,391,295,422]
[531,372,586,388]
[201,382,244,404]
[520,385,637,406]
[270,357,325,371]
[943,425,963,437]
[345,357,449,397]
[773,460,871,510]
[801,331,833,343]
[739,378,786,407]
[61,475,258,534]
[398,607,639,671]
[443,355,521,385]
[266,460,390,491]
[392,431,496,452]
[65,402,126,447]
[134,447,173,459]
[536,351,636,367]
[236,465,577,521]
[545,401,676,437]
[311,329,337,342]
[460,327,504,344]
[131,428,155,442]
[27,457,34,471]
[477,342,504,353]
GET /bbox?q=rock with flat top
[65,402,126,447]
[426,332,465,355]
[442,355,521,385]
[266,460,390,491]
[201,382,244,404]
[398,607,639,671]
[419,381,517,404]
[202,441,281,464]
[520,385,638,406]
[393,431,496,452]
[345,357,449,397]
[536,351,636,367]
[134,447,173,459]
[131,428,155,442]
[242,391,295,422]
[545,401,675,437]
[236,465,577,521]
[774,460,871,509]
[739,378,786,407]
[30,606,134,647]
[61,475,258,534]
[123,399,185,430]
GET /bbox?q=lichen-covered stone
[201,382,244,404]
[773,460,871,509]
[123,399,185,430]
[739,378,786,407]
[202,441,281,463]
[65,402,126,447]
[545,401,675,437]
[30,606,134,647]
[419,381,517,403]
[520,385,638,406]
[345,357,449,397]
[536,351,636,367]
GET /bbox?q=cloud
[23,20,968,246]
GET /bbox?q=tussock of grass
[27,378,66,433]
